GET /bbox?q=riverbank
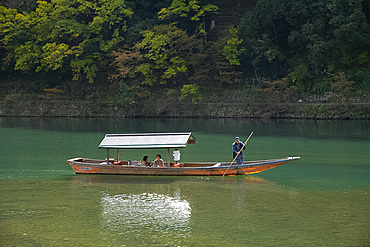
[0,100,369,119]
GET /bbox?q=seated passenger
[153,154,164,167]
[141,156,150,166]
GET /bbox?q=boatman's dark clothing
[232,141,245,164]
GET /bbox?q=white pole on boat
[167,148,170,167]
[222,132,253,177]
[116,149,119,162]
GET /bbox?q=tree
[328,0,370,67]
[123,0,172,44]
[0,0,133,83]
[208,27,243,86]
[158,0,218,42]
[109,46,142,82]
[135,24,204,86]
[239,0,370,91]
[239,0,289,80]
[179,84,202,103]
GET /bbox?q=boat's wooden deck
[70,158,231,167]
[69,157,293,169]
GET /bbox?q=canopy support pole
[116,149,119,162]
[107,149,110,164]
[167,148,170,167]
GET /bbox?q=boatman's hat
[235,137,240,141]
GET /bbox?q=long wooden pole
[222,132,253,177]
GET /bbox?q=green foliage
[1,0,369,103]
[0,0,133,83]
[344,66,370,93]
[239,0,289,78]
[158,0,218,40]
[311,77,333,96]
[328,0,370,67]
[179,84,202,103]
[123,0,172,44]
[222,28,244,66]
[38,43,74,72]
[118,81,137,105]
[158,0,218,22]
[166,88,181,99]
[108,80,149,110]
[207,27,243,86]
[239,0,370,89]
[288,64,308,90]
[135,24,203,86]
[70,58,98,84]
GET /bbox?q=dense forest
[0,0,369,113]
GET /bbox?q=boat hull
[67,157,300,176]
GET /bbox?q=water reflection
[72,174,280,187]
[1,117,369,140]
[100,192,192,240]
[72,174,176,185]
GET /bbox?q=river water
[0,117,369,246]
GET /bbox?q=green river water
[0,117,369,246]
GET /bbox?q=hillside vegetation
[0,0,369,118]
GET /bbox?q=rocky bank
[0,100,369,119]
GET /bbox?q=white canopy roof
[98,132,197,149]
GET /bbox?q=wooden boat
[67,132,300,176]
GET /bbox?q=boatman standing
[232,137,245,164]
